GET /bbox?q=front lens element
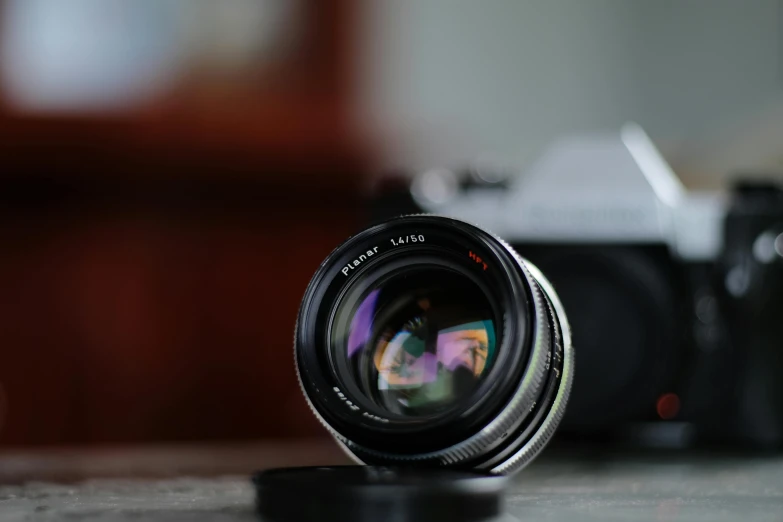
[332,267,498,417]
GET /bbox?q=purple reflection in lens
[347,289,380,357]
[436,326,487,374]
[421,352,438,383]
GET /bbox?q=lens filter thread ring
[294,215,572,474]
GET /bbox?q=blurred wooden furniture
[0,0,372,445]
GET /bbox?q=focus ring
[490,263,575,474]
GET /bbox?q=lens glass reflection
[334,268,497,417]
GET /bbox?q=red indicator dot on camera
[656,393,680,420]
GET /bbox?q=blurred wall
[360,0,783,186]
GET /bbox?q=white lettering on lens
[332,387,389,422]
[390,234,426,246]
[341,246,379,276]
[363,412,389,423]
[333,386,360,411]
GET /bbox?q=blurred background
[0,0,781,447]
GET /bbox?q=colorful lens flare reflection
[345,284,497,413]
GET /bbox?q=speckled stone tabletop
[0,441,781,521]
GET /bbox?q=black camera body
[372,125,783,448]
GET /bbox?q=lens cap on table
[253,466,508,522]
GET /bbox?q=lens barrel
[295,215,573,474]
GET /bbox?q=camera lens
[295,215,573,474]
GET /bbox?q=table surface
[0,440,781,521]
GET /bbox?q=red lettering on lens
[469,251,488,271]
